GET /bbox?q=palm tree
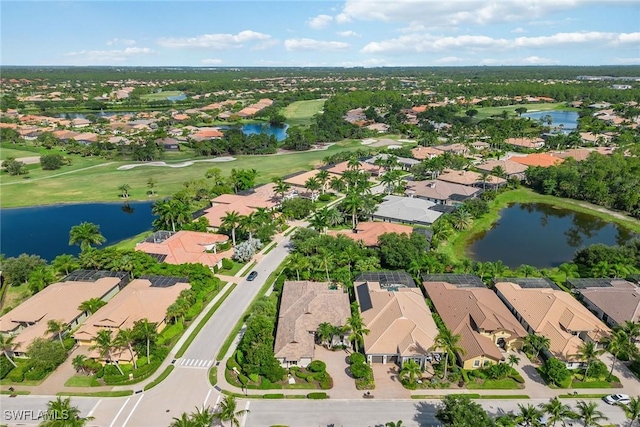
[78,298,106,315]
[91,329,124,375]
[310,208,329,234]
[0,335,17,368]
[514,403,544,427]
[347,157,361,170]
[507,354,520,368]
[399,359,422,385]
[318,248,334,282]
[221,210,242,246]
[523,334,550,360]
[170,412,195,427]
[449,209,473,231]
[273,179,291,200]
[558,262,578,282]
[603,329,630,377]
[115,328,138,369]
[539,397,576,427]
[190,405,215,427]
[326,208,343,227]
[46,319,68,348]
[622,396,640,427]
[133,318,158,362]
[119,183,131,198]
[330,176,346,193]
[347,304,369,353]
[620,321,640,345]
[69,222,106,251]
[342,193,363,229]
[240,212,260,240]
[316,169,330,194]
[518,264,537,278]
[213,395,249,427]
[490,260,507,280]
[51,254,79,276]
[491,165,507,179]
[479,171,490,190]
[576,400,608,427]
[385,421,403,427]
[288,252,309,281]
[72,354,88,374]
[317,322,335,348]
[591,260,614,278]
[40,397,94,427]
[574,341,604,380]
[304,176,321,201]
[431,326,465,379]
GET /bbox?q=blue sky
[1,1,639,66]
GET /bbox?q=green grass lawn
[468,102,575,121]
[64,375,100,387]
[2,283,32,314]
[0,147,44,160]
[109,230,154,250]
[218,260,245,277]
[140,91,184,101]
[283,99,326,127]
[466,378,523,390]
[0,139,364,208]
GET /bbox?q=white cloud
[158,30,271,49]
[284,38,350,51]
[307,14,333,29]
[339,58,389,67]
[64,47,154,64]
[361,31,640,54]
[434,56,464,64]
[612,57,640,64]
[521,56,559,64]
[338,0,584,26]
[106,38,136,46]
[511,27,527,34]
[337,30,360,37]
[201,58,223,65]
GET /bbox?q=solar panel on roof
[354,271,417,288]
[64,269,128,282]
[496,277,560,290]
[144,231,175,244]
[566,278,616,289]
[421,274,485,287]
[139,275,189,288]
[356,283,373,312]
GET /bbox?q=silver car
[603,394,631,405]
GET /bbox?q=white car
[603,394,631,405]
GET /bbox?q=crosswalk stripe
[176,358,212,369]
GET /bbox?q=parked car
[247,271,258,281]
[604,394,630,405]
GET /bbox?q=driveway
[370,362,411,399]
[314,345,357,398]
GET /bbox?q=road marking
[87,399,102,417]
[108,397,130,427]
[121,394,144,427]
[203,389,212,407]
[176,358,212,369]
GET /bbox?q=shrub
[349,353,366,365]
[25,367,47,381]
[222,258,234,270]
[350,362,371,379]
[586,360,608,380]
[40,154,64,170]
[0,356,14,379]
[227,354,241,372]
[7,366,24,382]
[249,373,260,383]
[510,372,525,384]
[307,392,328,399]
[540,358,571,388]
[307,360,326,373]
[318,194,332,202]
[263,393,285,399]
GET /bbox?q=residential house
[325,160,382,177]
[74,277,190,362]
[411,146,444,160]
[495,282,610,368]
[510,153,564,168]
[135,230,232,270]
[329,221,414,247]
[405,180,481,205]
[355,279,439,368]
[503,137,545,150]
[434,143,469,156]
[423,281,527,369]
[274,281,350,367]
[551,149,593,162]
[437,170,506,189]
[0,276,122,355]
[155,137,180,151]
[568,278,640,327]
[372,195,443,226]
[364,153,420,171]
[476,160,528,180]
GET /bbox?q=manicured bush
[350,362,371,379]
[222,258,234,270]
[307,360,326,373]
[307,392,328,399]
[510,372,525,384]
[349,353,366,365]
[227,354,241,371]
[249,373,260,383]
[318,194,332,202]
[7,366,24,382]
[25,367,47,381]
[263,393,285,399]
[0,356,14,379]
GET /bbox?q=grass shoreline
[442,188,640,262]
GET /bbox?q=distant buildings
[372,195,444,226]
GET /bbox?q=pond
[0,201,156,261]
[522,110,579,132]
[219,123,289,141]
[467,203,637,268]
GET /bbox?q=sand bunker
[361,138,377,145]
[117,157,236,170]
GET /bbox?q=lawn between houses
[439,187,640,264]
[0,138,366,208]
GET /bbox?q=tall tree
[523,334,550,360]
[399,359,422,386]
[0,335,17,368]
[514,403,544,427]
[213,395,249,427]
[539,397,576,427]
[46,319,68,348]
[603,329,631,376]
[133,318,158,362]
[115,328,138,369]
[431,326,465,379]
[69,222,106,251]
[78,298,106,315]
[347,303,369,353]
[622,397,640,427]
[118,183,131,198]
[575,401,608,427]
[342,193,363,230]
[40,397,94,427]
[51,254,79,276]
[90,329,124,375]
[574,341,604,380]
[221,210,242,246]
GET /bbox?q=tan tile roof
[355,281,438,357]
[424,282,526,362]
[135,231,230,267]
[405,180,480,201]
[329,221,413,247]
[274,281,350,362]
[325,161,381,176]
[476,160,528,176]
[282,170,340,187]
[495,282,610,361]
[438,170,506,187]
[0,277,121,352]
[578,281,640,325]
[411,146,444,160]
[511,153,564,168]
[504,137,545,149]
[211,194,276,209]
[202,202,257,228]
[74,278,189,342]
[551,149,592,162]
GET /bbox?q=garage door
[371,355,383,363]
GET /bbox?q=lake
[522,110,579,132]
[219,123,289,141]
[0,202,156,261]
[467,203,636,268]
